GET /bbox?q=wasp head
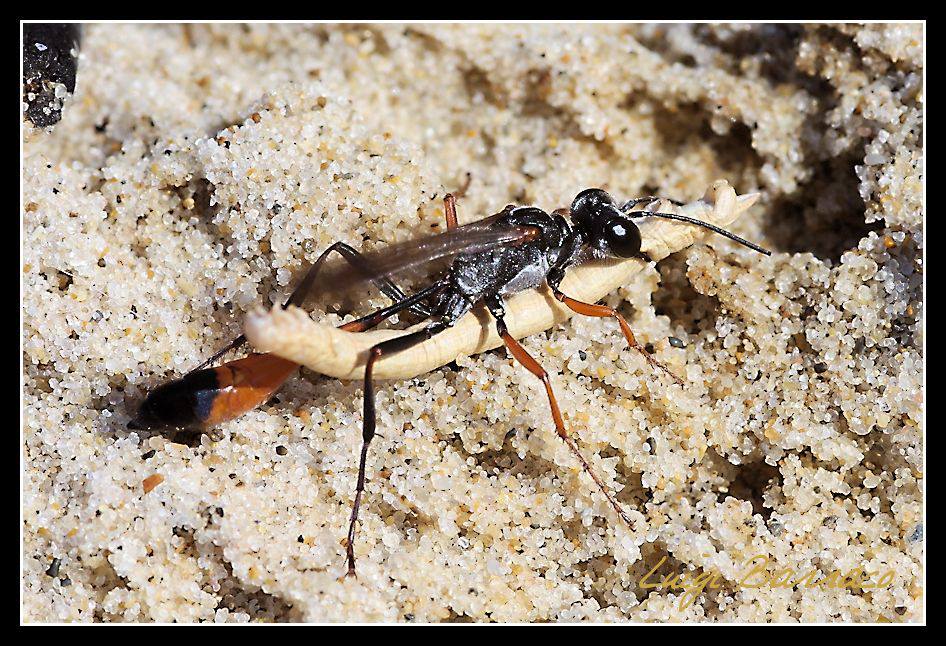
[569,188,642,258]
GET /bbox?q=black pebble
[23,24,81,128]
[45,557,61,577]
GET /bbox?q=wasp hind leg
[194,241,431,372]
[285,241,431,317]
[343,284,455,579]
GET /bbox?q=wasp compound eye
[604,217,641,258]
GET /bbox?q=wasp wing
[289,212,538,313]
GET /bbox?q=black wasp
[131,185,770,577]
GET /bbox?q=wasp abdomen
[129,354,299,431]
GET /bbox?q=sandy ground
[22,23,923,622]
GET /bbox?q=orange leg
[552,290,683,386]
[489,302,635,529]
[443,173,471,230]
[443,194,459,230]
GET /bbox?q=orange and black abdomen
[200,353,300,426]
[129,353,299,430]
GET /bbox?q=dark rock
[23,24,81,128]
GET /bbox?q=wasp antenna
[627,211,771,256]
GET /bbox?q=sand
[22,23,924,622]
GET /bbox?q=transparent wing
[291,212,538,312]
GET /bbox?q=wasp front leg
[546,268,683,386]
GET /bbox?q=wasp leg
[285,241,431,318]
[546,271,683,386]
[621,195,685,210]
[486,296,636,530]
[339,280,447,333]
[559,294,683,385]
[443,173,472,231]
[443,194,459,230]
[345,285,454,578]
[192,333,252,373]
